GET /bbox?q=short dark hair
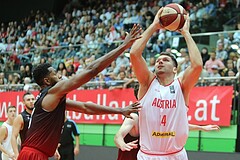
[159,52,178,68]
[23,91,33,100]
[33,63,52,86]
[7,106,16,112]
[133,83,139,100]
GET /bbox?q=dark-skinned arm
[52,25,142,97]
[66,100,140,119]
[43,25,142,111]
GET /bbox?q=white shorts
[137,148,188,160]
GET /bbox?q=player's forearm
[83,102,123,114]
[182,32,203,69]
[85,44,128,74]
[130,24,157,57]
[189,124,202,131]
[67,100,123,115]
[114,134,125,149]
[75,136,80,148]
[11,136,19,156]
[57,44,130,94]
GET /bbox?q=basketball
[159,3,187,31]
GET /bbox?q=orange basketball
[159,3,187,31]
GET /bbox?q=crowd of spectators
[0,0,239,91]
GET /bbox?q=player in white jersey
[129,7,203,160]
[114,83,220,160]
[0,106,16,160]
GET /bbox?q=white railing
[0,76,238,92]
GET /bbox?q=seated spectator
[23,77,32,91]
[176,48,188,64]
[115,54,130,74]
[64,44,77,59]
[228,32,239,45]
[22,64,33,80]
[222,59,238,76]
[105,26,120,45]
[57,62,67,76]
[196,2,205,27]
[123,12,133,30]
[199,47,210,66]
[234,22,240,41]
[0,72,7,84]
[224,69,236,86]
[114,18,124,32]
[0,54,5,71]
[204,51,225,74]
[109,71,129,90]
[216,42,228,62]
[203,0,216,19]
[189,5,198,27]
[7,73,19,85]
[228,52,238,67]
[106,61,118,75]
[209,65,221,86]
[216,33,230,50]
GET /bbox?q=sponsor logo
[170,85,175,94]
[152,131,176,138]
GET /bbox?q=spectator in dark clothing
[201,47,210,66]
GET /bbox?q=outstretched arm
[66,100,140,119]
[11,115,23,158]
[114,113,139,151]
[189,124,220,131]
[179,16,203,104]
[43,25,142,111]
[130,9,163,87]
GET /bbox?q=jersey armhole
[138,76,156,101]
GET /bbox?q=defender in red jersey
[17,24,142,160]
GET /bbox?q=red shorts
[17,147,48,160]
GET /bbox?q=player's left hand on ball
[153,7,164,29]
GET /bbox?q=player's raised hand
[121,102,141,119]
[153,7,164,29]
[122,24,142,49]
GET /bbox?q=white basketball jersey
[139,78,188,155]
[1,122,13,159]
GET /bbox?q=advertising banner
[0,86,233,126]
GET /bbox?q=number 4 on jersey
[160,115,167,126]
